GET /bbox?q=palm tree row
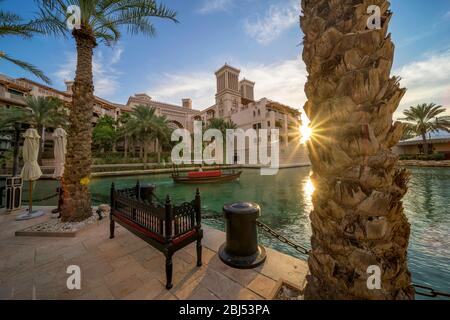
[93,105,172,164]
[0,96,68,165]
[122,105,172,165]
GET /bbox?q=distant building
[1,64,309,166]
[394,130,450,159]
[197,64,302,147]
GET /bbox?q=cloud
[149,71,216,108]
[395,50,450,117]
[148,50,450,120]
[444,11,450,20]
[148,58,308,111]
[54,46,123,98]
[244,1,299,45]
[197,0,234,14]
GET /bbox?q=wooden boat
[172,170,242,184]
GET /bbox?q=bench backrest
[110,182,201,243]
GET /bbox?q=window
[8,89,24,96]
[267,121,271,127]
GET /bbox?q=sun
[300,124,312,144]
[299,113,312,144]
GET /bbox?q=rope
[256,220,311,256]
[413,284,450,299]
[22,193,58,203]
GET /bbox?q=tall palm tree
[207,118,238,135]
[125,105,159,164]
[34,0,178,222]
[400,103,450,154]
[151,114,171,163]
[0,6,50,83]
[117,112,132,158]
[301,0,414,299]
[92,115,117,153]
[0,96,67,164]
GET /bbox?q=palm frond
[0,53,51,84]
[31,3,70,37]
[0,10,35,38]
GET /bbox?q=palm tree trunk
[155,139,161,164]
[421,133,428,155]
[61,28,96,222]
[143,142,148,169]
[124,136,128,158]
[301,0,414,299]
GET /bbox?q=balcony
[0,88,26,106]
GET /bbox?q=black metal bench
[109,182,203,289]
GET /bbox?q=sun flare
[299,113,312,144]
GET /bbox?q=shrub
[399,153,445,161]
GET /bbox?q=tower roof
[215,63,241,75]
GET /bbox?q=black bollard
[219,202,266,269]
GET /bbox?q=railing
[111,183,201,242]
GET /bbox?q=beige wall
[395,142,450,155]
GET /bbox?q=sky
[1,0,450,119]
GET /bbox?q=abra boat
[172,169,242,184]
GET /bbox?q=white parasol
[52,126,67,179]
[16,128,45,221]
[51,126,67,218]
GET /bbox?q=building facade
[1,64,309,165]
[197,64,302,147]
[394,130,450,159]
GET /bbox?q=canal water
[26,167,450,299]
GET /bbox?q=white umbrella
[16,128,45,221]
[52,126,67,179]
[52,126,67,218]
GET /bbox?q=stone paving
[0,207,308,300]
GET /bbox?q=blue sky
[1,0,450,117]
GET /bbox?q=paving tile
[108,275,143,299]
[103,262,147,286]
[255,248,308,286]
[92,284,114,300]
[187,286,219,300]
[247,274,277,299]
[197,268,249,300]
[155,290,178,300]
[208,255,259,286]
[122,278,165,300]
[237,288,264,300]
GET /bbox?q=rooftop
[399,130,450,146]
